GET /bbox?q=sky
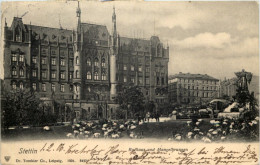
[1,1,259,80]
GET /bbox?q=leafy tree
[2,88,43,129]
[115,86,145,119]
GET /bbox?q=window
[146,67,150,73]
[101,73,106,80]
[69,72,73,80]
[138,77,143,84]
[32,83,37,91]
[51,71,56,79]
[60,72,65,79]
[75,70,79,78]
[87,58,91,66]
[76,56,79,65]
[32,56,37,64]
[51,50,56,55]
[32,70,37,77]
[41,57,46,64]
[123,64,127,71]
[42,84,46,92]
[12,54,17,62]
[138,66,142,72]
[69,85,73,92]
[131,65,134,71]
[16,34,21,42]
[42,70,47,79]
[87,72,91,80]
[146,78,150,85]
[19,55,24,62]
[131,77,135,83]
[161,77,164,85]
[69,59,73,66]
[94,72,98,80]
[19,68,24,77]
[123,76,127,83]
[60,58,65,66]
[12,67,17,76]
[19,82,23,90]
[51,58,56,65]
[101,58,105,67]
[51,84,55,92]
[94,58,99,67]
[12,82,16,90]
[60,84,64,92]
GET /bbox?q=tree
[115,86,145,119]
[2,88,43,129]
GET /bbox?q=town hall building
[3,3,169,120]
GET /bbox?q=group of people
[136,112,160,123]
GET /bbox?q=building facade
[219,78,237,99]
[168,73,219,105]
[3,4,169,120]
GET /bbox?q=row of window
[11,54,24,62]
[179,91,216,97]
[179,85,218,90]
[11,81,73,93]
[179,78,218,85]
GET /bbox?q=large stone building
[168,73,219,105]
[2,4,169,120]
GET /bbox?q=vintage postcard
[0,1,259,165]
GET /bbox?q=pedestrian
[155,113,160,122]
[146,112,150,122]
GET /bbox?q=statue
[235,69,252,93]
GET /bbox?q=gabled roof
[169,73,219,81]
[81,23,109,41]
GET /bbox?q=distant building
[168,72,220,105]
[220,75,259,101]
[2,4,169,120]
[219,78,238,99]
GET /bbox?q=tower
[110,6,118,100]
[73,1,82,100]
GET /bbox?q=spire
[112,6,117,38]
[76,1,81,33]
[76,1,81,18]
[4,18,7,27]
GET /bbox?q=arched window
[19,55,24,62]
[94,72,98,80]
[75,70,79,78]
[87,71,92,80]
[94,58,99,67]
[12,81,16,90]
[19,82,24,90]
[76,56,79,65]
[19,68,24,77]
[87,58,91,66]
[101,58,105,67]
[101,73,106,80]
[12,67,17,76]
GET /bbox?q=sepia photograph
[0,1,259,164]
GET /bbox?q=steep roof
[120,37,150,52]
[25,24,73,43]
[169,73,219,81]
[81,23,109,41]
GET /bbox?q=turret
[73,1,82,100]
[110,6,118,100]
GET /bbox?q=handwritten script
[36,143,259,165]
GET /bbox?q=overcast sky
[1,1,259,80]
